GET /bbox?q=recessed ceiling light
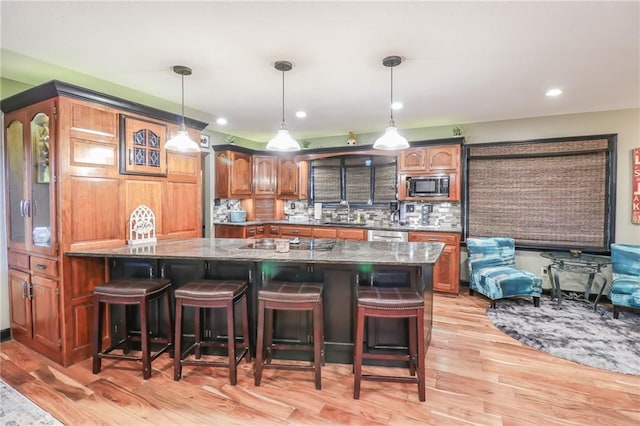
[391,101,403,110]
[216,117,228,125]
[545,89,563,97]
[296,111,307,118]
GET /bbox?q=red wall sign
[633,147,640,224]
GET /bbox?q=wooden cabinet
[408,231,460,294]
[253,156,277,196]
[119,115,167,176]
[312,227,337,239]
[398,144,461,202]
[5,100,58,257]
[398,145,460,173]
[336,228,366,241]
[2,81,207,366]
[277,158,308,199]
[215,150,253,198]
[215,224,249,238]
[279,225,313,238]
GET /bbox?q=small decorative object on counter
[128,204,157,245]
[276,239,290,252]
[230,209,247,223]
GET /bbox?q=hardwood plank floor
[1,291,639,425]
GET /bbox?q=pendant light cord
[181,73,186,128]
[281,70,285,126]
[390,65,394,123]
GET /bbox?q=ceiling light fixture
[165,65,200,152]
[216,117,228,125]
[373,56,409,150]
[546,88,563,97]
[266,60,300,151]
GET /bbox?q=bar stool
[254,281,324,390]
[173,280,251,385]
[353,287,426,401]
[92,278,173,380]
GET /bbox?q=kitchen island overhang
[66,238,445,365]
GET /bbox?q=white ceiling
[1,1,639,144]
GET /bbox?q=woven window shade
[345,165,371,203]
[467,137,614,250]
[313,166,341,202]
[373,163,397,203]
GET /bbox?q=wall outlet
[406,204,415,213]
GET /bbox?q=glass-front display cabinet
[4,100,57,256]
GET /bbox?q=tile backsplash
[213,198,460,228]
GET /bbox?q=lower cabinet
[408,231,460,294]
[8,266,61,356]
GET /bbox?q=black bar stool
[173,280,250,385]
[254,281,324,390]
[353,287,426,401]
[92,278,173,380]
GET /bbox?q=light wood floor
[1,291,639,425]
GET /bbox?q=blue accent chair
[609,244,640,319]
[467,237,542,308]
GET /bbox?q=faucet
[340,200,350,223]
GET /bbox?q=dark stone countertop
[65,238,445,266]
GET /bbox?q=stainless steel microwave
[407,176,450,197]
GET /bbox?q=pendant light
[266,60,301,151]
[373,56,409,150]
[165,65,200,152]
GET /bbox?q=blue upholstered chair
[466,237,542,308]
[609,244,640,318]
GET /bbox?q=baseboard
[0,328,11,342]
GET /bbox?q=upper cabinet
[4,100,58,256]
[119,115,167,176]
[215,150,253,198]
[398,145,460,174]
[277,157,308,199]
[253,155,277,196]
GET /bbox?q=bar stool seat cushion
[94,278,171,297]
[258,282,323,303]
[357,288,423,310]
[175,280,247,300]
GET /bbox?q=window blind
[465,136,615,251]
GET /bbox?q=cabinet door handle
[35,263,47,270]
[22,281,28,298]
[293,183,297,193]
[31,199,37,218]
[24,200,31,218]
[19,200,25,217]
[129,149,133,165]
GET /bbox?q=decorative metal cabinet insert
[119,114,168,176]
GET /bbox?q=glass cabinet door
[29,110,55,254]
[6,119,27,248]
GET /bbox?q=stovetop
[239,238,336,251]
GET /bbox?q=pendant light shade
[165,65,200,152]
[266,60,300,151]
[373,56,409,151]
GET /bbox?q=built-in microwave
[407,176,450,197]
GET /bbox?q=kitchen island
[66,238,444,364]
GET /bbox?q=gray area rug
[0,379,62,425]
[486,297,640,375]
